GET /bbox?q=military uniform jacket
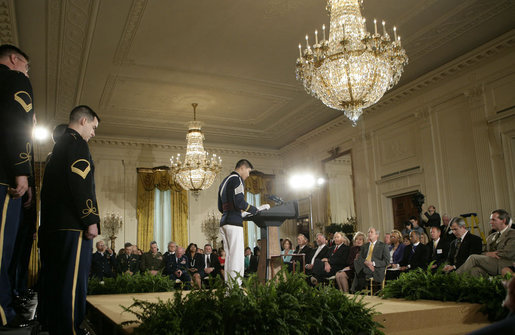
[117,253,140,274]
[140,252,164,272]
[90,251,116,279]
[218,171,258,227]
[0,64,34,186]
[40,128,100,233]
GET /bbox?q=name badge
[437,249,442,254]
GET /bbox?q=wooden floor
[87,292,492,334]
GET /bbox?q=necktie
[453,238,462,264]
[207,255,211,267]
[366,243,374,261]
[433,241,437,256]
[333,245,339,254]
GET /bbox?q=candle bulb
[398,36,401,46]
[393,26,397,40]
[322,24,326,41]
[315,30,318,44]
[374,19,377,34]
[382,20,386,35]
[305,34,309,48]
[299,43,302,57]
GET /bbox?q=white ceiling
[9,0,515,150]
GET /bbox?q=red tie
[333,245,339,254]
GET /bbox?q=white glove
[258,204,271,211]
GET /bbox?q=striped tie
[366,243,374,261]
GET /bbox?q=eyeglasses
[15,55,30,73]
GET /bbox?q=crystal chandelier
[295,0,408,125]
[170,103,222,197]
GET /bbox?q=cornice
[90,136,282,158]
[280,29,515,155]
[0,0,18,45]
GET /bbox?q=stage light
[34,126,49,141]
[317,177,325,185]
[289,173,315,190]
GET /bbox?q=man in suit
[428,226,449,269]
[293,233,312,271]
[399,230,428,271]
[352,227,390,292]
[457,209,515,277]
[162,241,177,276]
[443,217,483,272]
[440,214,456,244]
[203,244,221,278]
[170,246,191,285]
[90,240,116,280]
[311,232,350,284]
[305,233,331,275]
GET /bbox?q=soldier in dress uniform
[140,241,164,275]
[0,44,35,329]
[39,105,100,334]
[117,242,140,275]
[90,241,116,280]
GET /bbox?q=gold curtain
[136,168,188,249]
[244,173,275,247]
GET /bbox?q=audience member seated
[386,229,406,280]
[310,232,350,285]
[442,217,483,273]
[336,231,365,292]
[162,241,177,276]
[402,235,411,246]
[468,277,515,335]
[140,241,164,275]
[294,234,311,255]
[420,232,430,245]
[186,243,205,288]
[169,246,191,287]
[305,233,331,275]
[422,205,441,228]
[218,248,226,278]
[203,244,221,279]
[281,238,294,271]
[90,241,116,280]
[457,209,515,277]
[399,231,428,271]
[440,214,456,244]
[409,216,425,235]
[428,226,449,269]
[352,227,390,293]
[501,262,515,276]
[383,233,391,245]
[401,221,412,237]
[244,247,258,277]
[117,242,140,275]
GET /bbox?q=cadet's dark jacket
[117,253,140,274]
[0,64,34,186]
[40,128,100,234]
[140,251,164,272]
[90,251,116,279]
[218,171,258,227]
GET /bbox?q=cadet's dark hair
[69,105,100,124]
[409,216,419,222]
[124,242,132,248]
[235,159,253,170]
[52,124,68,143]
[0,44,29,62]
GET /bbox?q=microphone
[267,194,284,205]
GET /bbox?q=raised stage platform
[87,292,491,334]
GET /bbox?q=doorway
[391,192,420,232]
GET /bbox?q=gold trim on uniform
[245,204,251,212]
[81,199,98,218]
[14,142,32,166]
[14,91,33,113]
[70,159,91,179]
[0,193,11,325]
[71,231,83,335]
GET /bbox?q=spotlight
[289,173,315,190]
[34,126,49,141]
[317,177,325,185]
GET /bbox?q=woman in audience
[335,231,365,292]
[402,235,411,246]
[218,248,226,278]
[281,238,294,271]
[186,243,205,289]
[420,232,430,245]
[388,230,406,268]
[401,221,412,237]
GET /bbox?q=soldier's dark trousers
[0,185,22,325]
[39,230,92,334]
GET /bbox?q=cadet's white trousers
[220,224,244,287]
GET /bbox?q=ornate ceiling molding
[113,0,148,65]
[90,136,282,158]
[280,29,515,154]
[406,0,514,62]
[0,0,18,45]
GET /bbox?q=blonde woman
[335,231,366,292]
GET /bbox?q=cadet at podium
[218,159,268,287]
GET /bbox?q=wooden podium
[245,201,298,282]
